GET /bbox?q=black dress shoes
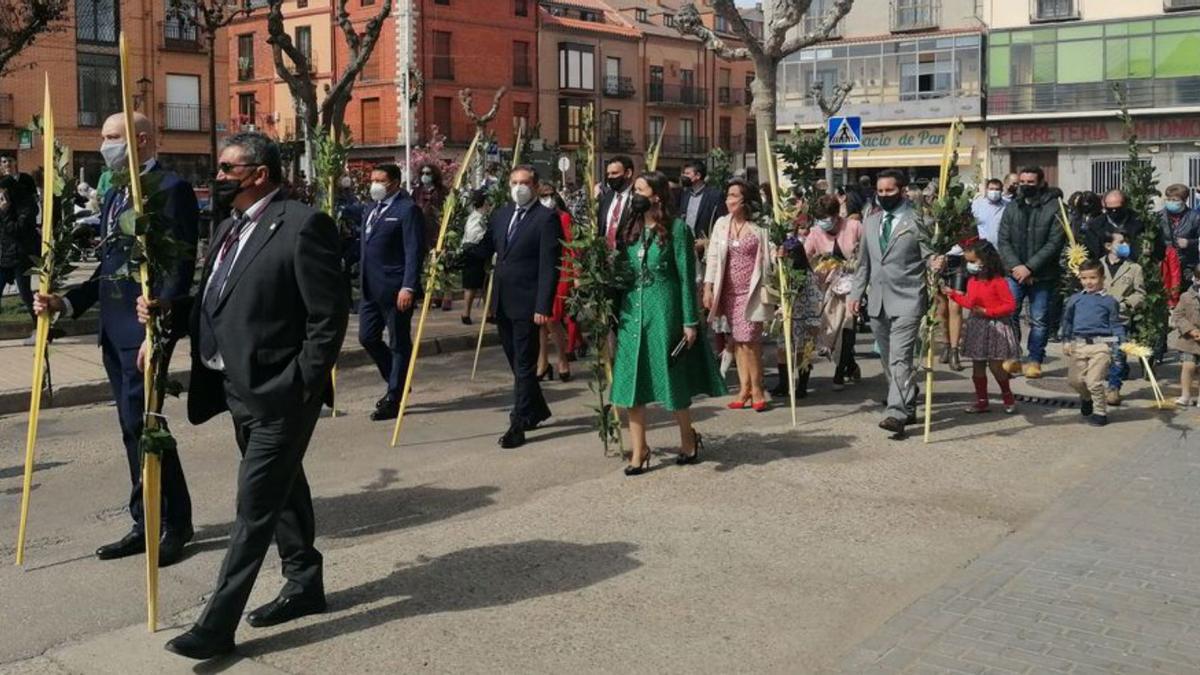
[96,531,145,560]
[879,416,906,433]
[498,427,526,449]
[370,398,400,421]
[158,527,194,567]
[246,592,327,628]
[164,626,235,660]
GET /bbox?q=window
[237,34,254,80]
[514,0,528,16]
[649,65,664,100]
[164,74,201,131]
[1190,156,1200,208]
[680,118,695,154]
[433,31,453,80]
[559,100,587,145]
[434,0,448,4]
[360,50,381,81]
[433,96,453,138]
[558,43,594,90]
[513,101,530,135]
[78,54,121,126]
[1091,159,1150,194]
[719,116,732,151]
[360,97,381,143]
[513,41,531,86]
[648,116,665,146]
[1033,0,1076,21]
[579,10,598,21]
[237,93,256,127]
[295,26,313,72]
[362,0,374,5]
[715,15,729,33]
[636,8,647,22]
[602,109,621,145]
[900,51,955,100]
[76,0,119,44]
[297,0,307,7]
[663,14,675,27]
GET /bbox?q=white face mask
[100,140,128,171]
[539,196,556,209]
[511,184,534,206]
[986,189,1002,202]
[369,182,389,202]
[420,174,434,186]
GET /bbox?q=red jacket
[947,275,1017,318]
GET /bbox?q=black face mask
[680,176,694,189]
[876,193,903,212]
[212,177,248,210]
[606,176,628,193]
[1105,206,1129,222]
[629,193,652,216]
[1017,184,1042,202]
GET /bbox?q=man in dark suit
[470,165,561,449]
[678,160,727,242]
[359,163,425,420]
[34,112,198,566]
[140,132,348,659]
[597,155,634,249]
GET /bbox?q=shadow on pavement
[708,430,856,472]
[0,460,68,480]
[237,540,641,656]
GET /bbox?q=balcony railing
[988,79,1200,116]
[714,134,746,153]
[160,18,204,52]
[286,53,318,75]
[647,83,707,107]
[603,75,635,98]
[1030,0,1079,22]
[647,134,709,157]
[160,103,210,132]
[602,130,636,152]
[513,67,532,87]
[237,57,254,81]
[0,94,12,127]
[717,86,745,106]
[890,0,940,32]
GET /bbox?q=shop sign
[859,127,961,150]
[994,118,1200,147]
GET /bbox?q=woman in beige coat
[703,179,775,410]
[1170,264,1200,405]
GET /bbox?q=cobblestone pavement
[839,420,1200,675]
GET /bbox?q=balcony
[603,75,635,98]
[285,52,318,76]
[802,11,842,38]
[602,130,635,153]
[0,94,12,127]
[988,79,1200,117]
[1030,0,1079,22]
[717,86,745,106]
[648,134,709,157]
[647,83,707,107]
[890,0,940,33]
[1164,0,1200,9]
[714,134,747,153]
[237,58,254,82]
[160,103,210,132]
[160,18,204,52]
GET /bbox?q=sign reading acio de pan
[993,118,1200,147]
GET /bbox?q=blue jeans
[1108,328,1131,391]
[1006,277,1054,364]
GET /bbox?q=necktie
[365,202,384,237]
[606,192,624,249]
[106,189,129,236]
[507,207,527,243]
[880,212,895,251]
[200,216,248,362]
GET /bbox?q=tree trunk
[751,59,778,184]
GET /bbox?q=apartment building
[777,0,987,186]
[0,0,229,186]
[983,0,1200,194]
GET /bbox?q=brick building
[0,0,229,187]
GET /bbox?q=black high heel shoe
[558,365,572,382]
[677,430,703,465]
[625,449,651,476]
[537,366,554,381]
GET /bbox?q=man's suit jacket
[474,201,560,321]
[360,190,425,305]
[678,184,727,240]
[597,188,632,238]
[183,192,349,424]
[850,200,933,319]
[66,164,199,349]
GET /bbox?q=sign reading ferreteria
[993,118,1200,147]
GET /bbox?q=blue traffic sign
[828,116,862,150]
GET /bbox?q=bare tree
[266,0,392,142]
[0,1,67,75]
[458,87,507,140]
[812,81,853,192]
[675,0,852,177]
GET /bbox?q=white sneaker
[1175,397,1193,407]
[22,331,37,347]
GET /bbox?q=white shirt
[364,189,416,294]
[605,187,632,234]
[201,188,280,371]
[463,209,487,245]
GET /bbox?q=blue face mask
[816,218,835,232]
[1165,200,1186,214]
[1115,243,1132,259]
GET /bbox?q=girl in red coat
[942,240,1021,413]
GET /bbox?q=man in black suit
[359,163,425,420]
[597,155,634,249]
[470,165,561,449]
[34,112,198,566]
[678,160,727,264]
[140,132,348,659]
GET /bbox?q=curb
[0,330,500,417]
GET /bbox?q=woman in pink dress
[704,179,774,411]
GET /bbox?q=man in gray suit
[849,169,941,434]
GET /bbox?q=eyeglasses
[218,162,261,174]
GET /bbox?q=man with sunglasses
[33,112,199,567]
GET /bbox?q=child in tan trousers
[1061,260,1125,426]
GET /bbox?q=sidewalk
[0,308,498,415]
[839,421,1200,674]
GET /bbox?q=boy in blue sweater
[1061,260,1125,426]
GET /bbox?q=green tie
[880,213,895,251]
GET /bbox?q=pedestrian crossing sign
[828,116,862,150]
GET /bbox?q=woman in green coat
[610,171,726,475]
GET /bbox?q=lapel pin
[269,221,279,231]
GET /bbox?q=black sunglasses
[218,162,261,173]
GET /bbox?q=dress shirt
[365,189,416,294]
[463,209,487,245]
[605,187,631,233]
[971,196,1005,245]
[685,186,705,231]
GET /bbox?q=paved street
[0,336,1189,674]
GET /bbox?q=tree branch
[778,0,852,57]
[458,87,507,127]
[266,0,317,126]
[0,0,67,74]
[321,0,392,128]
[811,81,853,117]
[674,2,761,62]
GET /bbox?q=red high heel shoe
[751,400,770,412]
[727,399,749,410]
